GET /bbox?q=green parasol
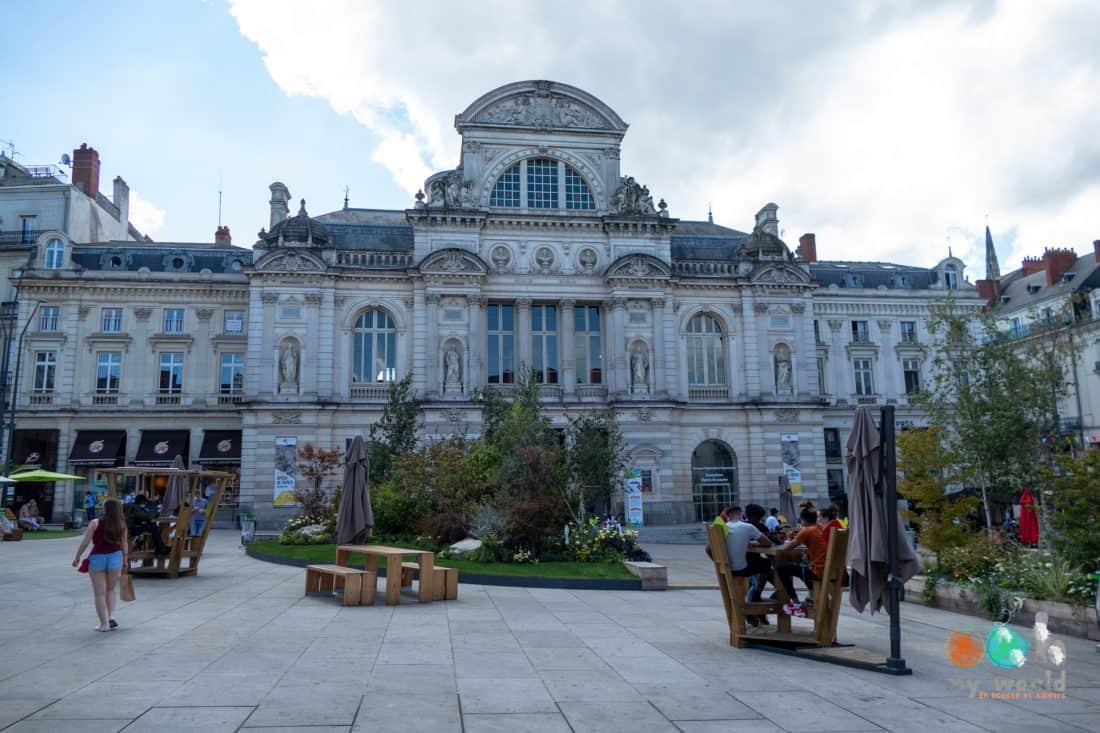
[9,469,87,482]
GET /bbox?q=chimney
[112,176,130,240]
[976,279,997,304]
[1093,240,1100,260]
[1021,256,1044,277]
[269,182,291,229]
[1042,247,1077,286]
[797,233,817,263]
[71,143,101,197]
[215,226,232,246]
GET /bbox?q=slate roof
[809,261,941,290]
[996,253,1100,312]
[670,220,748,260]
[314,209,414,251]
[71,242,252,274]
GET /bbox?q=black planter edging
[246,545,644,591]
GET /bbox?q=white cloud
[227,0,1100,276]
[128,190,166,236]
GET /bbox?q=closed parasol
[1018,487,1039,546]
[336,435,373,545]
[160,455,186,516]
[778,474,796,524]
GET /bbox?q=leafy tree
[368,373,421,483]
[897,426,977,554]
[918,298,1062,535]
[1049,451,1100,571]
[567,411,626,519]
[294,443,343,518]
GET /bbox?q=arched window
[691,440,738,521]
[488,159,596,211]
[944,264,959,290]
[352,308,396,383]
[686,314,726,385]
[44,239,64,269]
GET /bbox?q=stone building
[8,81,984,526]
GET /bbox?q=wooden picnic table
[336,544,435,606]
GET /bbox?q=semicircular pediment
[418,248,490,277]
[604,253,672,281]
[253,249,327,274]
[456,80,628,134]
[751,264,812,285]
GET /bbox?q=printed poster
[624,468,644,527]
[274,436,298,507]
[780,433,803,496]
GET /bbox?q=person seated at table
[819,504,843,544]
[125,494,170,556]
[18,500,43,531]
[712,505,735,537]
[765,507,781,533]
[775,507,827,617]
[724,505,772,580]
[743,503,777,626]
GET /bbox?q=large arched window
[686,314,726,385]
[44,238,64,269]
[488,159,595,211]
[692,440,738,521]
[352,308,396,383]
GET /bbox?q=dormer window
[44,238,64,269]
[1027,284,1041,295]
[489,159,595,211]
[944,264,959,289]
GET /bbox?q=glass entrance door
[691,440,738,521]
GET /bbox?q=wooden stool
[305,564,376,606]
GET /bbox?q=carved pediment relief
[456,80,628,134]
[604,253,671,281]
[419,248,489,277]
[253,249,327,274]
[751,264,811,285]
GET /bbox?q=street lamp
[3,299,44,477]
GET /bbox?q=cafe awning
[69,430,127,467]
[196,430,242,465]
[133,430,190,467]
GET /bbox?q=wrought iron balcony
[349,383,391,400]
[688,385,730,401]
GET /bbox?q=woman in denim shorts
[73,499,129,632]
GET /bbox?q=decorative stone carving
[534,246,555,272]
[775,408,799,422]
[279,340,299,393]
[609,176,657,215]
[261,293,278,304]
[605,254,671,280]
[490,245,511,272]
[774,344,793,395]
[877,320,893,332]
[578,248,598,273]
[272,411,302,425]
[466,294,487,308]
[443,342,463,393]
[610,297,628,310]
[638,406,651,422]
[421,249,488,276]
[425,293,441,305]
[650,297,666,308]
[474,92,610,130]
[631,343,650,391]
[791,303,806,314]
[753,303,770,314]
[827,319,845,333]
[515,298,532,309]
[304,294,322,305]
[133,307,152,322]
[560,298,576,309]
[196,308,214,321]
[445,407,464,422]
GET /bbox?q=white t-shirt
[724,520,762,572]
[764,515,780,532]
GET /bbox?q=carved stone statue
[279,341,299,392]
[444,345,462,389]
[631,346,649,388]
[774,347,792,394]
[610,176,658,215]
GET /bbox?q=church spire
[985,225,1001,281]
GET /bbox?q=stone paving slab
[1,532,1097,733]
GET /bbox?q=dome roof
[263,199,330,246]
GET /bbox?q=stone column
[515,298,532,381]
[560,299,576,396]
[663,297,677,398]
[466,295,485,389]
[194,307,214,404]
[131,306,152,404]
[827,319,845,397]
[611,297,628,397]
[743,302,765,398]
[649,297,664,396]
[315,291,334,401]
[876,319,893,399]
[260,292,277,397]
[425,294,440,395]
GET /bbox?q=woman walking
[72,498,128,632]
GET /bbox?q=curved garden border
[246,545,644,591]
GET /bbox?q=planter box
[623,561,668,590]
[905,576,1099,641]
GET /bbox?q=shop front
[133,430,190,501]
[196,430,241,505]
[6,429,60,520]
[68,430,128,518]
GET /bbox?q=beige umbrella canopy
[778,475,796,524]
[160,455,187,516]
[336,436,373,545]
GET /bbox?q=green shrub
[371,479,432,535]
[939,535,1017,582]
[503,493,571,557]
[564,519,650,563]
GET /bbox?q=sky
[5,1,1100,279]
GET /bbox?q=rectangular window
[32,351,56,393]
[95,351,121,394]
[573,306,602,384]
[163,308,185,333]
[853,358,874,395]
[220,353,244,393]
[101,307,123,333]
[900,321,917,343]
[813,320,821,343]
[851,320,870,343]
[903,358,922,395]
[824,428,842,463]
[531,305,558,384]
[223,310,245,334]
[487,304,514,384]
[827,468,845,498]
[21,216,36,244]
[639,468,653,493]
[526,158,559,209]
[816,356,827,395]
[39,306,60,332]
[158,352,184,394]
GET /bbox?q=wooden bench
[305,564,377,606]
[705,524,786,647]
[400,562,458,601]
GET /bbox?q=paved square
[1,532,1097,732]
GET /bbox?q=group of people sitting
[120,489,210,557]
[16,500,45,531]
[713,500,844,623]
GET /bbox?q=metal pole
[880,405,908,672]
[3,301,42,477]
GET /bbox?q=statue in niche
[444,344,462,391]
[774,346,792,394]
[279,341,300,392]
[631,345,649,389]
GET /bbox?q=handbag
[119,572,136,602]
[78,558,89,573]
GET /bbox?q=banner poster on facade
[274,436,298,507]
[780,433,803,496]
[624,468,644,527]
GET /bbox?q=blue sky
[5,1,1099,280]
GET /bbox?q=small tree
[369,374,421,483]
[295,443,343,517]
[897,426,977,555]
[1049,451,1100,571]
[567,411,626,520]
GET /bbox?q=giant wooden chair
[706,524,786,647]
[810,528,848,646]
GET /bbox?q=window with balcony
[573,306,603,384]
[903,358,922,395]
[163,308,185,334]
[352,308,396,383]
[686,314,726,386]
[223,310,245,335]
[20,216,36,244]
[900,321,917,343]
[158,352,184,395]
[101,308,123,333]
[487,304,514,384]
[95,351,121,394]
[32,351,55,393]
[531,305,558,384]
[220,353,244,394]
[853,358,875,396]
[39,306,60,332]
[851,320,870,344]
